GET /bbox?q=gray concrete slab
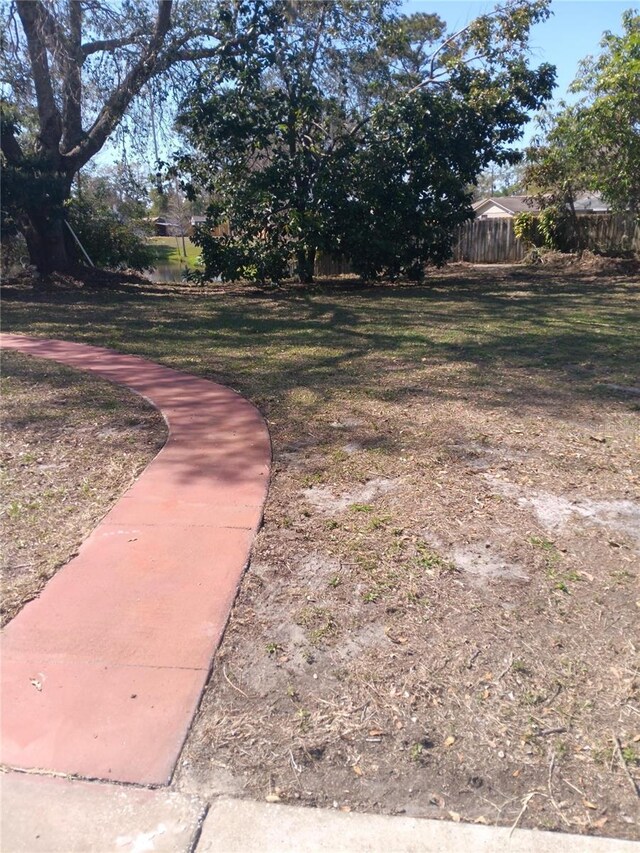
[197,797,638,853]
[1,772,206,853]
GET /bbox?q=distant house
[473,192,610,219]
[152,216,180,236]
[473,195,536,219]
[190,217,231,237]
[571,193,612,214]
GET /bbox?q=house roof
[572,192,610,212]
[473,192,611,216]
[472,196,538,215]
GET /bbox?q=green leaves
[176,0,555,284]
[526,10,640,214]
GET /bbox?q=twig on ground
[547,752,571,827]
[466,648,481,669]
[497,652,514,681]
[222,664,250,698]
[613,735,640,799]
[534,727,567,737]
[560,776,586,798]
[289,748,302,773]
[509,791,543,837]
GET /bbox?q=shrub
[514,207,571,252]
[65,197,154,271]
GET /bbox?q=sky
[402,0,633,144]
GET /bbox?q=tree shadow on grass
[2,269,638,436]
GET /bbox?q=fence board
[453,213,639,263]
[452,218,526,263]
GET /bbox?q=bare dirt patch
[173,272,639,840]
[0,350,167,625]
[179,385,639,838]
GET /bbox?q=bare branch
[16,0,62,153]
[66,0,174,168]
[81,34,144,59]
[61,0,83,151]
[31,0,68,55]
[163,46,227,65]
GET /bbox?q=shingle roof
[472,196,538,214]
[473,193,611,215]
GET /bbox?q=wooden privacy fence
[578,214,640,255]
[314,252,355,277]
[453,218,525,263]
[453,213,640,263]
[311,213,639,273]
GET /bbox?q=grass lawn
[1,263,639,838]
[147,235,201,268]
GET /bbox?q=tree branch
[81,34,143,60]
[66,0,174,169]
[61,0,83,152]
[16,1,63,154]
[30,0,68,56]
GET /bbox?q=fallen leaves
[385,627,408,645]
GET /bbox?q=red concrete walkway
[0,334,271,785]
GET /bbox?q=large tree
[176,0,555,283]
[0,0,274,273]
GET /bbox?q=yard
[1,261,638,839]
[147,235,202,278]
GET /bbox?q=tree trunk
[22,173,76,274]
[296,246,316,284]
[567,195,585,251]
[23,214,72,274]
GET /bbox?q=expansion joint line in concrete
[0,333,271,786]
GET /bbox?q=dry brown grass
[0,350,166,626]
[2,264,639,838]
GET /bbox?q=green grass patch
[147,236,201,268]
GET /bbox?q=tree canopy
[175,0,555,283]
[0,0,275,272]
[524,9,640,214]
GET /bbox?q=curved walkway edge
[0,333,271,785]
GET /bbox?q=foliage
[537,205,570,251]
[65,195,153,271]
[524,10,640,214]
[513,212,539,246]
[0,0,277,272]
[193,230,289,285]
[176,0,555,284]
[474,162,526,199]
[570,9,640,211]
[79,164,151,223]
[513,206,570,252]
